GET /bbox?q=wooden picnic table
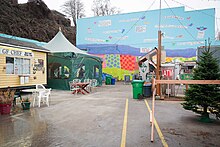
[71,82,90,95]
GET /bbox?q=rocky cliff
[0,0,76,44]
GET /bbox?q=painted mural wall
[76,7,215,80]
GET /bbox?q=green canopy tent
[43,30,102,90]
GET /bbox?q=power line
[114,0,157,44]
[170,0,220,20]
[170,0,219,39]
[111,0,219,47]
[159,0,162,30]
[116,38,217,46]
[84,37,216,47]
[164,0,203,43]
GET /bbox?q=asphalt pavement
[0,82,220,147]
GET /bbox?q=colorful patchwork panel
[105,54,120,68]
[120,55,139,71]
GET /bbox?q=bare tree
[62,0,85,27]
[92,0,120,16]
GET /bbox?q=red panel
[120,55,138,71]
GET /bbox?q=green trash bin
[131,80,144,99]
[105,75,112,85]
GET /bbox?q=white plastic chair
[90,79,98,92]
[33,84,51,107]
[73,79,81,83]
[36,84,47,90]
[69,81,73,91]
[37,89,51,107]
[92,79,98,87]
[84,79,92,92]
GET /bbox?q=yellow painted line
[144,100,169,147]
[121,98,128,147]
[145,99,152,112]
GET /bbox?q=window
[6,57,14,74]
[23,59,30,74]
[94,65,99,78]
[64,66,70,79]
[76,64,85,78]
[54,66,62,79]
[15,58,22,74]
[49,63,62,79]
[6,57,30,75]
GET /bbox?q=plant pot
[21,102,31,110]
[0,103,12,115]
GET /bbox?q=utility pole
[156,0,162,98]
[156,30,162,97]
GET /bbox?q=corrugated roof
[0,36,49,52]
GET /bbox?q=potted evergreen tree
[182,42,220,122]
[0,88,15,115]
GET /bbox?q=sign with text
[140,47,151,53]
[0,47,33,57]
[162,69,173,77]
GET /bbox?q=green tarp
[48,52,102,90]
[44,30,102,90]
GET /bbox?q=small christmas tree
[182,41,220,121]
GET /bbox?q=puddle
[0,109,49,146]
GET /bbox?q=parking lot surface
[0,82,220,147]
